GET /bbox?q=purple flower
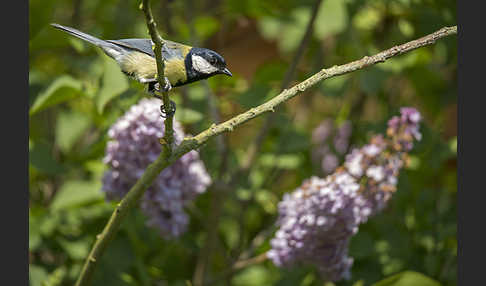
[102,98,211,238]
[269,107,422,281]
[312,120,353,175]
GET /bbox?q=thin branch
[141,0,175,150]
[187,26,457,148]
[75,25,457,285]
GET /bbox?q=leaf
[29,265,48,286]
[175,108,204,124]
[92,236,134,286]
[50,180,103,211]
[314,0,348,39]
[237,84,271,109]
[194,16,220,41]
[96,54,129,113]
[220,218,240,249]
[57,238,90,260]
[29,141,65,175]
[279,8,310,53]
[29,0,56,40]
[372,271,442,286]
[260,154,302,169]
[55,111,91,153]
[29,76,82,116]
[232,265,275,286]
[43,266,67,286]
[29,213,42,251]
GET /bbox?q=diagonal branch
[75,25,457,286]
[187,26,457,148]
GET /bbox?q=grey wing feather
[106,39,186,60]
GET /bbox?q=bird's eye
[209,57,217,65]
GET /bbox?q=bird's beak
[221,68,232,77]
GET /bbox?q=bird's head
[185,47,232,83]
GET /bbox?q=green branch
[75,25,457,285]
[141,0,175,150]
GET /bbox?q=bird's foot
[154,77,172,93]
[160,100,177,118]
[148,77,172,98]
[147,81,161,99]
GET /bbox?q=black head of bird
[51,23,232,93]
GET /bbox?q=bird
[51,23,232,115]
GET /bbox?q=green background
[29,0,457,285]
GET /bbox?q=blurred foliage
[29,0,457,285]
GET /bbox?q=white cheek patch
[191,54,219,74]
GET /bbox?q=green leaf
[92,236,134,286]
[194,16,220,41]
[187,85,207,101]
[175,108,204,124]
[50,180,103,211]
[29,264,48,286]
[280,8,310,53]
[352,4,384,31]
[29,76,83,116]
[29,141,65,175]
[232,265,275,286]
[314,0,348,39]
[220,218,240,249]
[96,54,129,113]
[260,154,302,169]
[55,111,91,153]
[29,213,42,251]
[43,266,67,286]
[237,84,271,109]
[258,17,281,41]
[58,238,90,260]
[29,0,56,40]
[372,271,442,286]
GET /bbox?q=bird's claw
[148,77,172,99]
[159,100,177,118]
[154,77,172,93]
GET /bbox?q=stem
[141,0,175,150]
[75,25,457,285]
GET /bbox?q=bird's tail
[51,23,125,59]
[51,23,108,46]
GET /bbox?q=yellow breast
[120,51,188,86]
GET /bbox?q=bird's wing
[106,39,190,61]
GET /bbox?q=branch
[75,25,457,285]
[187,26,457,148]
[141,0,175,149]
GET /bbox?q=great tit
[51,23,232,94]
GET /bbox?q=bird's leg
[147,78,176,117]
[153,77,175,118]
[159,101,177,118]
[162,76,172,92]
[147,81,162,99]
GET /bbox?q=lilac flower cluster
[268,107,422,281]
[102,98,211,238]
[312,119,352,175]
